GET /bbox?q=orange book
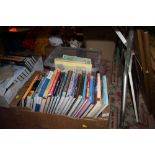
[22,74,40,102]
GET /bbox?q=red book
[48,70,60,96]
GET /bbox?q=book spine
[96,72,101,101]
[82,73,88,101]
[103,75,108,106]
[80,76,94,118]
[43,71,54,98]
[44,96,52,113]
[51,73,63,112]
[48,70,60,96]
[70,73,78,97]
[54,73,67,113]
[22,74,39,102]
[53,72,62,96]
[75,99,88,118]
[38,71,53,97]
[43,69,57,97]
[73,73,82,98]
[35,96,42,112]
[63,73,80,114]
[75,73,91,117]
[58,71,73,114]
[89,76,94,102]
[63,71,73,93]
[39,98,47,112]
[66,72,75,96]
[67,96,82,116]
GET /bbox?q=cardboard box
[0,72,110,129]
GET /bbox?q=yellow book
[54,58,92,71]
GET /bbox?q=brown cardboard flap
[0,107,109,129]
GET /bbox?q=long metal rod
[128,53,139,122]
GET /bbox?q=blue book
[92,76,95,104]
[82,73,88,102]
[89,76,94,103]
[58,73,67,97]
[35,104,40,112]
[38,71,53,97]
[80,76,95,118]
[103,75,108,106]
[70,74,78,97]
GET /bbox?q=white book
[49,96,55,113]
[35,96,42,112]
[55,93,66,114]
[26,96,31,108]
[52,96,59,113]
[71,97,84,117]
[47,96,53,114]
[43,96,51,113]
[39,98,47,112]
[61,96,72,114]
[64,97,76,115]
[33,95,38,111]
[54,96,62,114]
[30,97,34,109]
[81,103,94,118]
[94,104,108,118]
[67,96,82,116]
[58,96,70,114]
[22,98,26,108]
[86,101,102,118]
[62,97,75,115]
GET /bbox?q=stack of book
[21,55,109,118]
